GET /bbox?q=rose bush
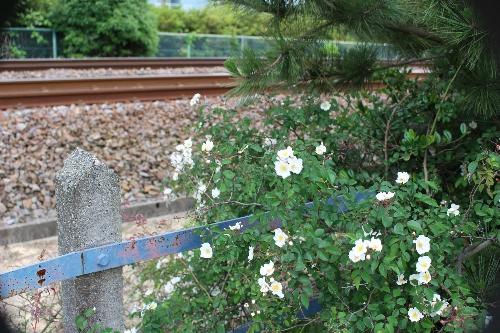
[133,75,499,332]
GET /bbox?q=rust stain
[172,234,181,247]
[37,278,46,286]
[36,269,46,278]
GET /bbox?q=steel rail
[0,57,227,71]
[0,73,236,109]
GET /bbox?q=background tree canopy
[50,0,158,57]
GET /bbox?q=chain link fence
[1,28,398,60]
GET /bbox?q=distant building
[148,0,208,9]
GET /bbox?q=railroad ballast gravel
[0,96,294,225]
[0,66,227,80]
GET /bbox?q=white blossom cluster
[320,100,331,111]
[258,261,284,299]
[170,138,194,173]
[348,237,383,263]
[200,242,213,259]
[447,203,460,216]
[164,276,182,296]
[401,235,449,322]
[274,146,303,179]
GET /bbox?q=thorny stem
[180,258,213,301]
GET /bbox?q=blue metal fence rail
[0,192,372,330]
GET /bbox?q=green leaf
[467,161,478,173]
[460,123,467,134]
[382,215,393,228]
[295,257,306,271]
[393,223,405,235]
[378,265,387,277]
[414,193,438,207]
[223,170,235,179]
[300,293,310,308]
[407,220,422,232]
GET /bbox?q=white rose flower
[395,172,410,184]
[211,188,220,198]
[376,191,395,201]
[315,142,327,155]
[348,249,366,263]
[164,282,175,294]
[277,146,294,160]
[413,235,431,255]
[275,160,291,179]
[408,307,424,322]
[369,238,383,252]
[288,157,303,175]
[264,138,277,146]
[248,246,254,262]
[352,239,368,256]
[447,203,460,216]
[257,277,270,293]
[431,294,449,316]
[144,302,157,311]
[183,138,193,148]
[396,274,407,285]
[259,261,275,276]
[320,101,331,111]
[190,93,201,106]
[200,243,213,259]
[229,221,242,231]
[202,139,214,152]
[417,271,432,285]
[124,328,137,333]
[270,281,284,298]
[416,256,431,273]
[273,228,289,247]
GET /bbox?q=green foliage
[153,4,271,36]
[135,75,499,332]
[50,0,158,57]
[222,0,500,118]
[75,308,119,333]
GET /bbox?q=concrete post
[55,148,124,333]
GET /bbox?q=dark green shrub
[51,0,158,57]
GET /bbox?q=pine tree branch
[384,23,444,44]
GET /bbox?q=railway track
[0,58,227,71]
[0,73,235,109]
[0,57,430,109]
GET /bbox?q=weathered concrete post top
[55,148,124,333]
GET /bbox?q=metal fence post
[51,29,57,58]
[55,148,124,333]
